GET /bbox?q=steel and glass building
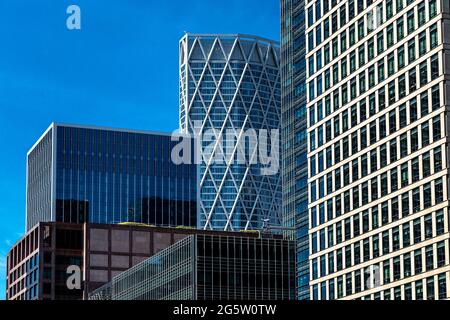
[179,34,283,231]
[26,123,198,231]
[307,0,450,299]
[89,234,296,300]
[280,0,310,299]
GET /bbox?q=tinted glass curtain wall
[26,124,198,231]
[280,0,309,300]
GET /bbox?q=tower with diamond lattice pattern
[179,34,282,232]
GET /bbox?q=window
[383,260,391,284]
[415,280,423,300]
[402,192,409,216]
[430,24,438,49]
[399,75,406,99]
[408,40,416,63]
[431,55,439,79]
[434,147,442,172]
[390,138,397,162]
[435,177,444,204]
[386,0,393,19]
[429,0,437,19]
[372,207,379,229]
[398,47,405,70]
[427,277,435,300]
[418,2,426,27]
[422,122,430,147]
[377,32,384,54]
[397,17,404,40]
[420,62,428,86]
[407,10,415,34]
[411,128,419,154]
[403,223,410,247]
[378,60,385,83]
[410,97,418,122]
[433,116,442,141]
[437,241,445,267]
[438,274,447,299]
[423,153,431,178]
[373,235,380,258]
[368,38,375,59]
[413,219,422,244]
[414,249,422,274]
[387,25,394,47]
[419,32,427,58]
[409,68,416,92]
[391,168,398,192]
[404,254,412,278]
[383,231,390,254]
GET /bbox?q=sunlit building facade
[307,0,450,300]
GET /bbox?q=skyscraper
[306,0,449,299]
[179,34,282,231]
[26,123,198,231]
[280,0,310,299]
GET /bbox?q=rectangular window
[430,24,438,49]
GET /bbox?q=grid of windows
[26,124,198,230]
[306,0,449,300]
[89,235,296,300]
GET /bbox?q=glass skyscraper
[89,234,296,300]
[26,123,198,231]
[179,34,283,231]
[280,0,310,299]
[306,0,449,299]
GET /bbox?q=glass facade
[179,34,283,231]
[306,0,450,300]
[89,234,296,300]
[27,128,53,231]
[26,124,198,231]
[280,0,310,299]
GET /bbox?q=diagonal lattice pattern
[179,34,282,231]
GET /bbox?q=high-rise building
[89,233,296,300]
[280,0,310,299]
[179,34,283,231]
[306,0,449,299]
[26,123,198,231]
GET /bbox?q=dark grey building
[280,0,309,299]
[26,123,198,231]
[89,234,296,300]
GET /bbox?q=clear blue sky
[0,0,280,298]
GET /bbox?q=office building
[26,123,198,231]
[306,0,449,299]
[179,34,282,231]
[280,0,310,299]
[89,234,296,300]
[6,222,238,300]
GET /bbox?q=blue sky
[0,0,280,298]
